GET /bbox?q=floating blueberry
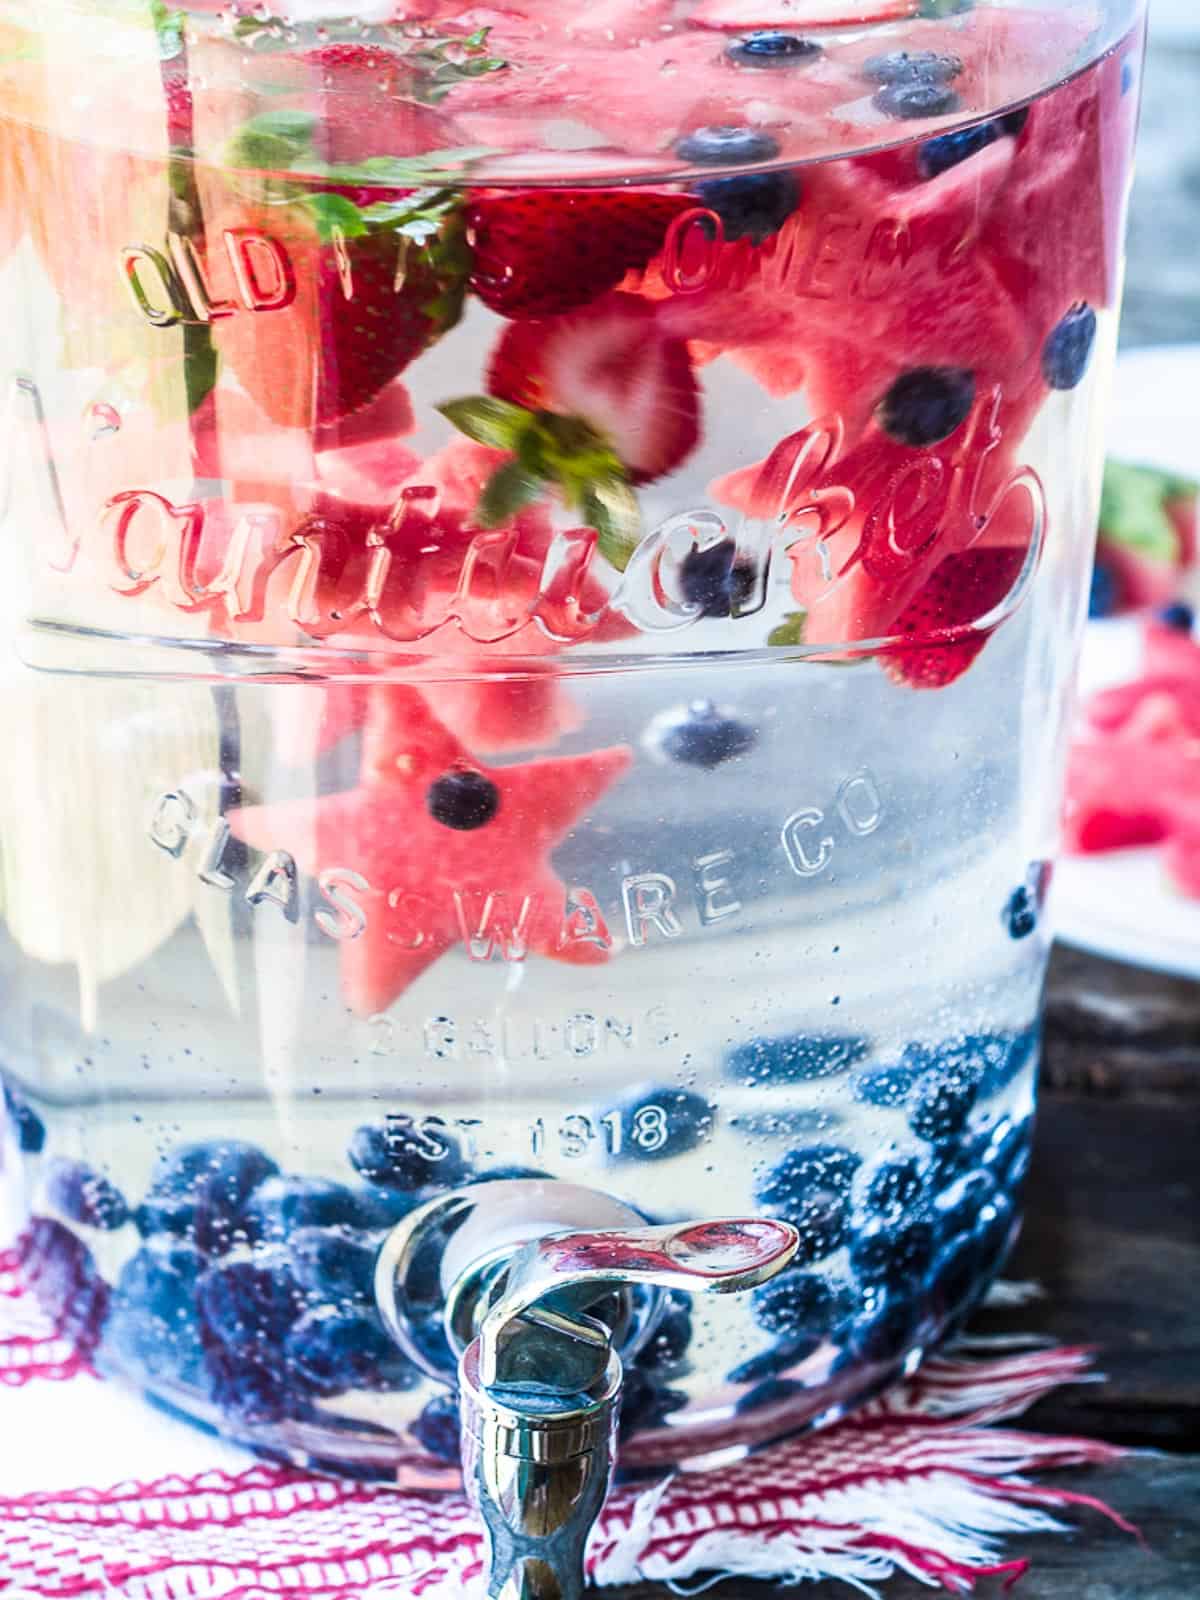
[750,1269,852,1341]
[877,367,976,448]
[142,1140,279,1252]
[906,1056,981,1144]
[349,1120,470,1193]
[973,1190,1017,1271]
[729,1333,821,1384]
[727,31,822,68]
[197,1258,306,1357]
[3,1082,45,1153]
[755,1145,860,1262]
[926,1232,983,1318]
[1088,562,1119,618]
[849,1062,920,1108]
[618,1369,689,1436]
[290,1227,377,1305]
[413,1391,463,1461]
[850,1217,935,1290]
[1000,106,1031,137]
[727,1032,868,1087]
[982,1118,1033,1190]
[640,1293,693,1370]
[350,1184,425,1230]
[286,1307,418,1396]
[861,50,962,85]
[239,1175,366,1243]
[850,1290,920,1365]
[46,1159,129,1232]
[426,770,500,831]
[1158,601,1195,633]
[935,1170,997,1242]
[207,1352,291,1425]
[102,1243,207,1390]
[1003,885,1038,940]
[675,125,781,166]
[917,118,1004,179]
[676,538,757,617]
[695,170,801,246]
[1041,304,1097,391]
[658,700,757,769]
[606,1085,715,1163]
[874,80,961,119]
[1121,55,1136,96]
[865,1157,925,1218]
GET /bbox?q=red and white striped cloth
[0,1233,1135,1599]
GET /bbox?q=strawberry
[881,546,1027,690]
[486,293,700,484]
[466,189,694,318]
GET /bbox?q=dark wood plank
[609,1456,1200,1598]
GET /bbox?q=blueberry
[286,1307,418,1396]
[426,770,500,831]
[735,1376,806,1413]
[46,1159,129,1231]
[675,125,781,167]
[865,1157,925,1218]
[208,1353,290,1425]
[143,1140,278,1253]
[1041,304,1097,391]
[1121,56,1136,96]
[951,1029,1035,1098]
[607,1085,715,1162]
[350,1184,425,1229]
[290,1226,377,1304]
[239,1175,366,1242]
[876,367,975,448]
[973,1190,1017,1272]
[849,1062,919,1108]
[850,1217,935,1289]
[850,1290,920,1365]
[3,1082,45,1154]
[727,31,822,68]
[754,1145,860,1262]
[1088,561,1119,618]
[727,1032,868,1087]
[22,1217,105,1326]
[469,1165,553,1184]
[917,119,1003,179]
[640,1293,693,1370]
[413,1391,463,1461]
[197,1259,306,1356]
[1001,106,1031,138]
[618,1369,688,1436]
[983,1118,1033,1190]
[1003,885,1037,940]
[935,1170,997,1242]
[874,80,961,119]
[675,538,756,616]
[695,170,800,246]
[862,50,963,86]
[906,1057,981,1144]
[1158,602,1195,633]
[136,1195,197,1249]
[926,1233,983,1318]
[659,700,757,769]
[348,1120,470,1193]
[750,1269,852,1341]
[102,1243,207,1389]
[729,1334,820,1384]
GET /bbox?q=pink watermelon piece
[689,0,916,27]
[230,691,631,1015]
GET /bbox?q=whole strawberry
[882,546,1027,690]
[467,189,694,318]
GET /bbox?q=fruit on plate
[1089,460,1199,617]
[1064,620,1200,899]
[230,691,630,1015]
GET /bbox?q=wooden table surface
[612,942,1200,1597]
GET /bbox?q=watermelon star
[229,689,630,1016]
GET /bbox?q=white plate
[1051,346,1200,977]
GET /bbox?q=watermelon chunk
[230,690,631,1015]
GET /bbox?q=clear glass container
[0,0,1144,1482]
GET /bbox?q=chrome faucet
[375,1182,798,1600]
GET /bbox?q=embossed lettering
[315,868,369,941]
[556,887,614,955]
[836,771,884,837]
[781,808,834,878]
[245,850,299,921]
[148,789,197,858]
[223,230,296,312]
[692,850,742,926]
[121,245,188,327]
[622,873,683,946]
[454,890,539,962]
[196,818,236,891]
[167,232,237,322]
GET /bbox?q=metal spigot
[375,1186,798,1600]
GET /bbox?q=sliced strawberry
[881,546,1026,691]
[487,293,700,484]
[467,189,693,319]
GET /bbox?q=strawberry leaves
[439,396,642,569]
